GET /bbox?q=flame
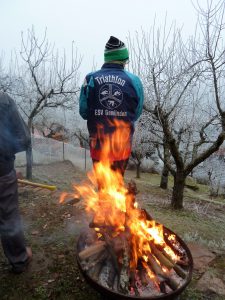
[93,119,132,162]
[60,120,180,287]
[59,191,80,204]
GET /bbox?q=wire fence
[15,135,225,193]
[15,135,92,171]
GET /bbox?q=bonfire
[60,121,193,299]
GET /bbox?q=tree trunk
[26,144,33,179]
[136,162,141,178]
[171,171,186,209]
[160,140,170,189]
[26,118,33,179]
[160,165,169,189]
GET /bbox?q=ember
[61,121,193,299]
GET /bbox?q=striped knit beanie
[104,36,129,62]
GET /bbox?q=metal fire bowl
[76,225,193,300]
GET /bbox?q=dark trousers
[0,169,28,270]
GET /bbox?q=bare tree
[0,55,15,93]
[159,138,170,189]
[130,121,155,178]
[12,27,82,178]
[72,128,89,148]
[34,114,69,140]
[128,2,225,209]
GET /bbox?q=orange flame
[60,120,179,286]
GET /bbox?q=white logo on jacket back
[99,84,123,109]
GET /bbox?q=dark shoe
[11,247,32,274]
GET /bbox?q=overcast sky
[0,0,213,79]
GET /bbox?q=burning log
[118,238,130,294]
[89,221,115,232]
[102,232,120,275]
[137,260,148,287]
[150,243,174,269]
[164,230,185,257]
[77,218,191,297]
[77,225,193,298]
[139,269,148,287]
[156,242,189,268]
[147,254,179,291]
[129,268,140,296]
[150,243,187,279]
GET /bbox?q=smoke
[64,208,89,237]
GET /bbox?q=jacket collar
[102,62,124,70]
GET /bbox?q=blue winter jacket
[0,92,31,176]
[79,63,144,160]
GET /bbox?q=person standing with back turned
[0,92,32,273]
[79,36,144,176]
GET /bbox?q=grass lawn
[0,162,224,300]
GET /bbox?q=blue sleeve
[79,80,88,120]
[79,73,94,120]
[125,71,144,121]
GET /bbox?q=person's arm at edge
[79,81,88,120]
[124,71,144,121]
[79,73,95,120]
[7,95,31,152]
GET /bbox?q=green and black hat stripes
[104,36,129,62]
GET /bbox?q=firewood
[173,264,187,279]
[81,249,106,271]
[107,259,117,288]
[89,221,115,231]
[147,254,179,291]
[155,244,176,264]
[151,243,187,279]
[78,241,106,260]
[137,260,148,287]
[156,245,189,268]
[148,254,164,277]
[130,268,140,296]
[138,269,148,287]
[159,280,166,294]
[88,261,104,280]
[119,239,130,294]
[164,277,179,292]
[79,223,187,296]
[150,243,174,269]
[89,252,109,281]
[164,231,185,257]
[101,232,120,275]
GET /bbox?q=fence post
[63,141,65,161]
